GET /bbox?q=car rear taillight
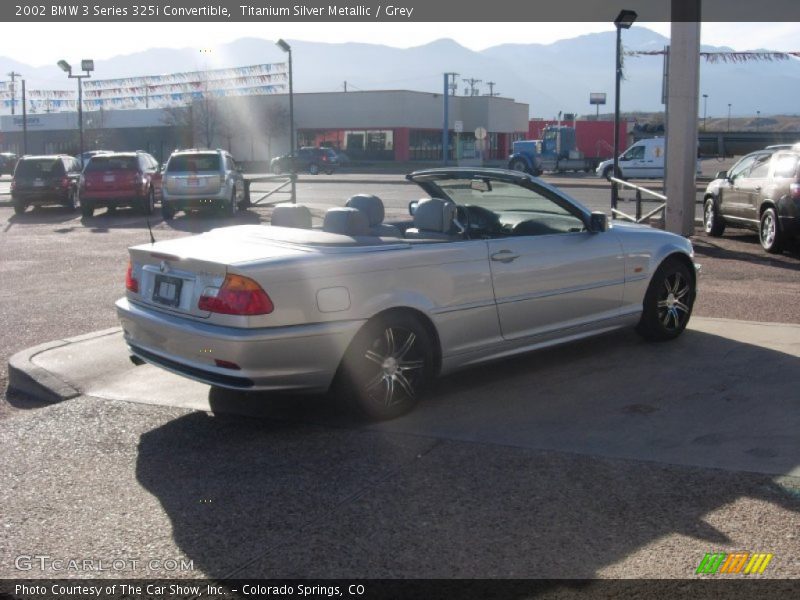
[199,274,274,315]
[791,182,800,199]
[322,154,328,162]
[61,176,71,188]
[10,179,15,191]
[125,261,139,293]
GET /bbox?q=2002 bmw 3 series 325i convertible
[117,168,698,420]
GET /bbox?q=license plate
[153,275,183,307]
[103,174,115,183]
[33,179,44,187]
[187,177,200,187]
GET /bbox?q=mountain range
[2,27,799,119]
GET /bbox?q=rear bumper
[116,296,364,392]
[81,190,143,206]
[12,189,70,204]
[162,188,228,206]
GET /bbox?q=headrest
[270,203,312,229]
[323,207,371,236]
[346,194,385,226]
[413,198,457,233]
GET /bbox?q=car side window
[747,154,771,179]
[772,154,799,179]
[728,155,757,181]
[622,145,645,160]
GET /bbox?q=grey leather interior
[323,207,371,236]
[405,198,459,239]
[270,203,312,229]
[346,194,402,237]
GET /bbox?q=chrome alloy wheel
[704,201,714,233]
[362,327,425,407]
[656,272,691,331]
[760,211,776,248]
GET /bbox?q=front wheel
[308,163,320,175]
[140,188,155,215]
[335,313,436,420]
[703,198,725,237]
[161,201,175,220]
[759,207,783,254]
[509,159,529,174]
[636,258,695,342]
[81,199,95,218]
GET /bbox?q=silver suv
[161,149,245,219]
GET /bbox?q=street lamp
[276,39,296,202]
[58,59,94,168]
[756,110,761,132]
[612,9,637,215]
[702,93,708,132]
[727,103,732,132]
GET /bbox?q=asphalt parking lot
[1,173,799,581]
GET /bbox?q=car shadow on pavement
[135,327,800,580]
[4,206,82,228]
[693,234,800,265]
[162,209,262,233]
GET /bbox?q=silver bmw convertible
[116,168,698,419]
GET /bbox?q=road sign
[454,120,463,133]
[475,126,487,140]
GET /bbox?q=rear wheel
[161,201,175,220]
[636,258,695,342]
[64,188,78,211]
[13,201,26,215]
[140,188,155,215]
[80,199,95,218]
[703,198,725,237]
[336,313,435,420]
[759,207,783,254]
[225,189,237,217]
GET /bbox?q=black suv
[11,155,82,214]
[704,146,800,253]
[270,147,339,175]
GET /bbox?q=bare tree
[263,103,290,159]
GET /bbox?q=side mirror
[589,211,608,233]
[408,200,419,216]
[715,170,727,180]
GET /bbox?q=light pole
[702,93,708,131]
[756,110,761,132]
[727,103,731,132]
[276,39,296,202]
[58,59,94,168]
[612,9,637,215]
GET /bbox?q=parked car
[160,149,245,219]
[11,154,82,214]
[117,168,698,420]
[596,138,701,180]
[703,144,800,253]
[271,147,339,175]
[77,149,113,168]
[0,152,18,175]
[79,151,160,217]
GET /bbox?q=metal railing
[242,173,297,207]
[610,177,667,224]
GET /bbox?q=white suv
[161,149,245,219]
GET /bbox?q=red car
[79,151,161,217]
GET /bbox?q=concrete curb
[7,327,122,404]
[6,318,795,407]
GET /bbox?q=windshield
[167,154,221,172]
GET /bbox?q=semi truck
[508,125,601,175]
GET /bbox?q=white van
[596,138,701,180]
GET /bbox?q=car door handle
[491,250,520,263]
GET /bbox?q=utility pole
[442,72,459,165]
[22,79,28,155]
[485,81,499,97]
[462,77,482,97]
[7,71,21,115]
[343,81,347,92]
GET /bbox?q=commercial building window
[344,130,393,160]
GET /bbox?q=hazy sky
[3,22,799,66]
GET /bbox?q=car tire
[335,312,435,421]
[325,168,335,175]
[703,198,725,237]
[509,159,529,174]
[81,200,94,218]
[140,188,155,216]
[308,163,320,175]
[161,202,175,220]
[64,188,78,211]
[636,258,695,342]
[223,189,237,218]
[603,166,623,181]
[13,201,26,215]
[759,207,783,254]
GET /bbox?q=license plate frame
[153,274,183,307]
